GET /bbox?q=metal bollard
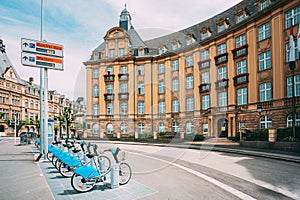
[110,164,119,189]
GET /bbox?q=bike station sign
[21,52,63,70]
[21,38,64,70]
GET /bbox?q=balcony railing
[104,93,114,101]
[214,53,228,65]
[118,93,129,100]
[233,73,249,86]
[104,74,115,82]
[215,79,229,89]
[199,83,211,93]
[232,44,248,59]
[118,73,129,81]
[198,59,211,69]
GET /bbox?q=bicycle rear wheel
[71,173,97,193]
[119,162,132,185]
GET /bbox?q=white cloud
[2,0,242,100]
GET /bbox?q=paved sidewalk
[0,137,53,200]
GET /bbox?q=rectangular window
[93,69,99,78]
[159,101,166,114]
[107,67,113,74]
[201,71,210,83]
[159,81,165,94]
[172,100,179,112]
[109,49,115,58]
[120,83,128,93]
[107,103,113,115]
[201,32,208,40]
[172,79,179,92]
[218,66,227,80]
[107,84,113,93]
[259,51,271,71]
[138,83,144,95]
[259,82,272,102]
[138,102,144,114]
[217,43,227,54]
[203,123,209,134]
[93,104,99,115]
[120,102,128,114]
[186,55,193,67]
[119,48,125,57]
[237,88,248,105]
[138,49,144,56]
[236,35,246,48]
[186,97,194,112]
[138,65,144,75]
[218,92,227,107]
[93,85,99,97]
[258,22,270,41]
[201,50,209,60]
[286,6,300,28]
[237,60,247,74]
[158,63,165,74]
[286,40,299,62]
[287,75,300,97]
[186,76,194,89]
[120,66,127,74]
[172,60,179,71]
[202,95,210,110]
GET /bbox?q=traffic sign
[21,38,63,57]
[21,52,63,70]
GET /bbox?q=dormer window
[172,40,181,51]
[186,34,196,46]
[138,47,144,56]
[236,8,249,23]
[201,27,212,40]
[217,18,229,33]
[259,0,269,11]
[159,45,168,55]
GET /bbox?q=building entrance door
[218,118,228,137]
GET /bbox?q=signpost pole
[39,0,45,159]
[44,68,48,158]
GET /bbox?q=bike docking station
[110,164,120,189]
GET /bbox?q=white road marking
[132,152,257,200]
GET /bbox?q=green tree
[62,107,77,139]
[54,115,65,139]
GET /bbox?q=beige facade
[85,0,300,139]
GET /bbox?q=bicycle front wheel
[59,163,74,178]
[119,162,132,185]
[71,173,97,193]
[97,155,111,172]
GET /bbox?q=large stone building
[84,0,300,139]
[0,38,84,137]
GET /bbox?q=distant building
[84,0,300,139]
[0,38,85,136]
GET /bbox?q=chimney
[29,77,34,85]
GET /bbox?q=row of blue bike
[35,139,132,193]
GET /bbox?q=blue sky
[0,0,241,100]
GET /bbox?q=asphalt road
[94,142,300,200]
[0,138,299,200]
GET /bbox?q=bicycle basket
[119,151,126,161]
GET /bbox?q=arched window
[120,123,128,134]
[158,122,165,133]
[92,124,99,134]
[186,122,194,133]
[260,116,272,129]
[287,113,300,127]
[172,122,179,133]
[93,85,99,97]
[107,123,114,134]
[138,123,144,134]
